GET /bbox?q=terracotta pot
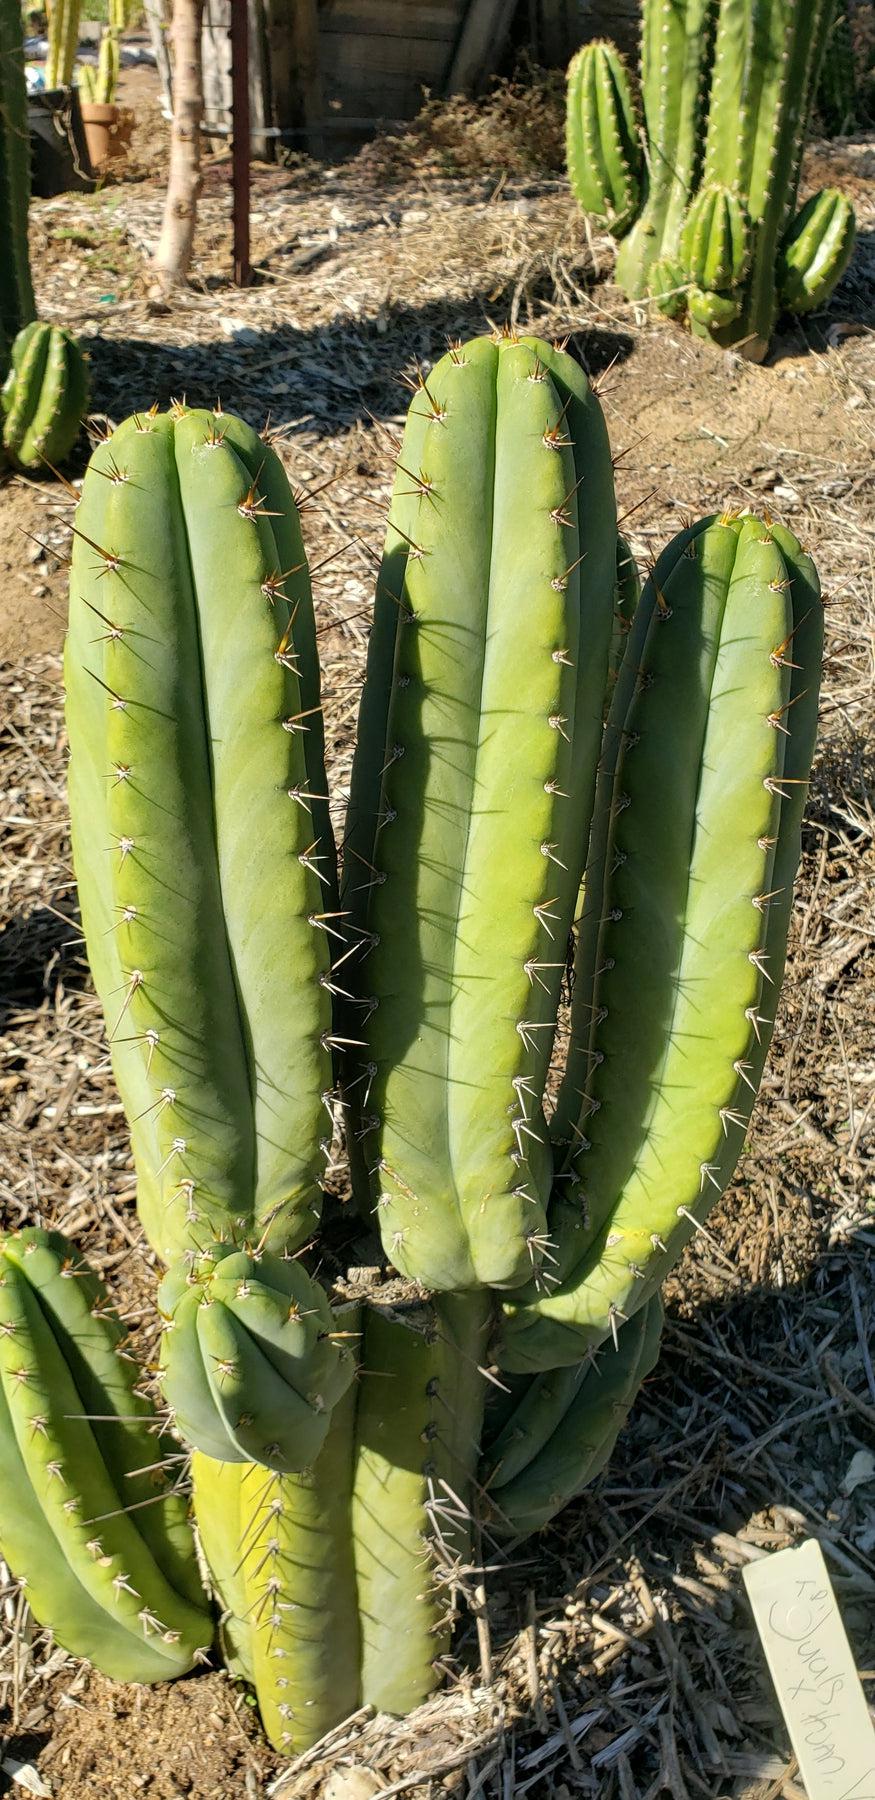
[79,102,133,172]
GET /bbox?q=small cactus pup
[193,1290,489,1752]
[158,1245,356,1471]
[2,322,90,470]
[0,0,36,376]
[342,330,617,1293]
[777,188,856,315]
[482,1295,662,1541]
[0,1227,212,1680]
[64,405,334,1265]
[498,510,823,1372]
[565,41,642,237]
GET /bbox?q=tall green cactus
[64,405,335,1267]
[0,0,35,374]
[9,344,821,1761]
[342,332,617,1293]
[568,0,856,357]
[0,1229,212,1680]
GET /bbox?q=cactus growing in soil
[2,322,90,468]
[568,0,856,357]
[17,339,821,1757]
[0,0,36,374]
[64,404,335,1268]
[0,1229,211,1680]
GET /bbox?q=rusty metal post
[230,0,251,286]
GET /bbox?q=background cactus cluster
[0,334,822,1757]
[566,0,857,358]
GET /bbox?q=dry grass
[0,115,874,1800]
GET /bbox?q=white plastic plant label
[743,1538,875,1799]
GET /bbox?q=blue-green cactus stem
[0,1228,211,1680]
[499,511,821,1371]
[158,1245,355,1470]
[614,0,716,299]
[352,1292,490,1714]
[192,1357,360,1754]
[565,42,642,237]
[778,188,856,313]
[64,407,333,1263]
[342,332,616,1293]
[2,322,89,469]
[483,1296,662,1540]
[0,0,35,369]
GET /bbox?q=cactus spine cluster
[2,321,90,468]
[0,331,821,1757]
[0,0,35,376]
[567,0,856,357]
[0,1229,212,1679]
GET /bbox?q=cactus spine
[0,0,35,373]
[343,333,617,1293]
[0,1230,211,1680]
[569,0,856,356]
[64,406,334,1266]
[2,321,90,468]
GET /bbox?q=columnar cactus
[0,1229,211,1680]
[0,0,35,373]
[2,322,90,469]
[45,0,83,90]
[78,0,126,106]
[342,333,617,1293]
[64,405,335,1266]
[568,0,857,357]
[498,512,823,1371]
[9,342,821,1761]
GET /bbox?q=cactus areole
[1,338,820,1756]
